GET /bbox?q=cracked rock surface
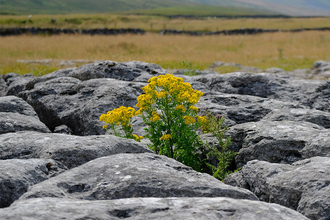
[1,60,329,219]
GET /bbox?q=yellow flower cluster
[175,105,186,112]
[197,116,207,124]
[190,106,199,113]
[150,110,161,122]
[132,134,144,142]
[183,116,196,125]
[157,90,169,99]
[136,93,154,111]
[100,106,136,127]
[136,74,203,112]
[160,134,172,141]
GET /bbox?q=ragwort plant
[100,74,237,179]
[135,74,207,171]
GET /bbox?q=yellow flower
[132,134,144,141]
[197,116,207,124]
[160,134,172,141]
[102,125,108,129]
[157,90,168,99]
[190,106,199,112]
[183,116,196,124]
[150,110,161,122]
[175,105,186,112]
[99,106,136,128]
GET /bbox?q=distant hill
[206,0,330,16]
[0,0,329,16]
[0,0,277,16]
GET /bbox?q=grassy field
[1,31,330,76]
[2,14,330,32]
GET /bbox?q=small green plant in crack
[203,111,240,181]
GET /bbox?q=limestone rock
[0,131,152,169]
[224,157,330,220]
[307,78,330,112]
[0,159,66,208]
[0,197,309,220]
[0,96,38,117]
[3,73,35,96]
[67,60,166,82]
[0,112,51,134]
[194,72,323,104]
[19,77,147,135]
[227,120,330,167]
[18,153,257,201]
[0,96,50,134]
[0,75,7,97]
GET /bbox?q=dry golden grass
[1,31,330,75]
[2,14,330,31]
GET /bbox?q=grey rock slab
[67,60,166,82]
[0,158,67,208]
[0,96,38,118]
[306,78,330,112]
[24,68,75,90]
[18,153,258,201]
[0,131,152,169]
[263,107,330,129]
[19,77,147,135]
[3,72,35,96]
[224,157,330,220]
[226,120,330,167]
[194,72,323,104]
[0,75,7,97]
[0,112,51,134]
[310,60,330,79]
[196,92,308,127]
[0,197,309,220]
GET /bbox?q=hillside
[1,0,330,16]
[0,0,276,16]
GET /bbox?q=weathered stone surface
[226,120,330,167]
[263,107,330,129]
[0,131,152,169]
[19,153,257,201]
[306,78,330,112]
[0,112,51,134]
[310,60,330,79]
[0,197,309,220]
[0,96,38,117]
[196,92,307,127]
[54,124,72,134]
[2,60,330,219]
[67,60,166,82]
[0,159,67,208]
[0,76,7,97]
[3,72,35,96]
[19,77,147,135]
[224,157,330,220]
[194,72,323,104]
